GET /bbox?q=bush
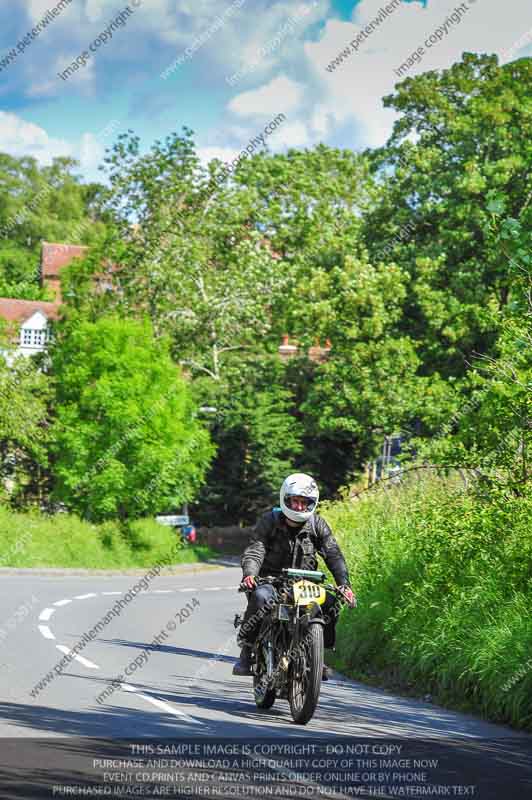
[323,474,532,730]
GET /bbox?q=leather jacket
[241,509,351,587]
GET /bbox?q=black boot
[232,645,253,676]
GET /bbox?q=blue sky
[0,0,530,182]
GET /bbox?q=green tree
[192,355,303,526]
[50,316,214,522]
[364,53,531,378]
[419,245,532,496]
[0,347,51,506]
[229,144,373,347]
[74,129,290,378]
[0,152,107,299]
[80,132,380,493]
[294,253,446,471]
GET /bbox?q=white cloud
[84,0,108,23]
[25,0,67,22]
[310,105,330,138]
[499,24,532,63]
[301,0,532,148]
[230,2,320,79]
[0,112,72,164]
[0,112,118,181]
[12,0,532,186]
[79,132,105,173]
[197,120,308,167]
[228,74,304,117]
[196,145,240,166]
[271,120,309,148]
[27,54,96,98]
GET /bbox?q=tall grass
[323,474,532,731]
[0,507,215,568]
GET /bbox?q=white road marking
[120,687,203,724]
[56,645,99,669]
[37,583,231,680]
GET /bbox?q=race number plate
[293,580,326,606]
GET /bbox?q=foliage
[64,130,380,517]
[192,355,303,526]
[229,144,373,346]
[0,506,216,568]
[364,53,531,379]
[1,52,530,526]
[49,316,214,521]
[299,256,423,460]
[324,474,532,730]
[87,129,289,379]
[0,152,107,299]
[420,313,532,495]
[0,351,51,505]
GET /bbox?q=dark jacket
[241,509,351,587]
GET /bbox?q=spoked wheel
[288,624,324,724]
[253,645,276,710]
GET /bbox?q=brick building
[0,242,331,363]
[0,242,87,361]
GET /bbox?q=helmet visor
[285,494,317,512]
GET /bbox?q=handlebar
[237,575,284,592]
[238,575,355,607]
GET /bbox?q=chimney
[279,334,298,360]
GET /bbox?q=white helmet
[280,473,319,523]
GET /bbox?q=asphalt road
[0,559,531,799]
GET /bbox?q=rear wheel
[288,623,323,725]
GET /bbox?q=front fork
[265,637,274,679]
[292,604,325,670]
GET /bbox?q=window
[20,328,48,347]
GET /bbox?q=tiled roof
[41,242,88,278]
[0,298,61,324]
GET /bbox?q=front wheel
[253,672,276,709]
[253,641,276,709]
[288,623,323,725]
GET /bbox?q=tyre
[253,639,276,709]
[253,672,276,709]
[288,623,324,724]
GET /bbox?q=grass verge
[322,474,532,731]
[0,507,217,568]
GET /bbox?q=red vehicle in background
[181,523,197,544]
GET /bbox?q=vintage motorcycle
[234,567,353,725]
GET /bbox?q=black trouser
[238,584,340,650]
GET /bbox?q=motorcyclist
[232,473,356,678]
